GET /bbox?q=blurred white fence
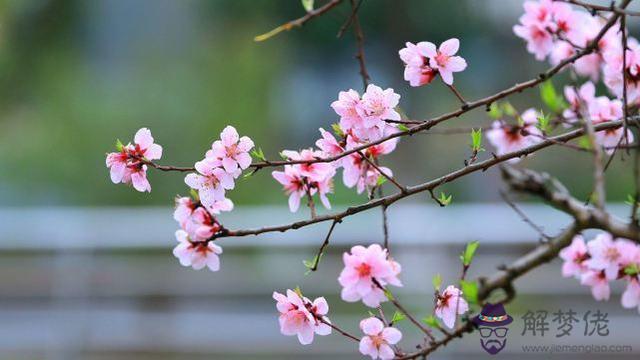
[0,204,638,359]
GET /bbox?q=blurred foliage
[0,0,635,206]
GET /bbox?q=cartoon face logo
[472,303,513,355]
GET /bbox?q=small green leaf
[189,189,200,201]
[577,136,592,150]
[302,253,322,275]
[536,110,551,133]
[501,102,517,117]
[432,273,442,291]
[488,102,503,119]
[383,288,394,301]
[397,123,410,132]
[422,315,440,328]
[470,128,484,152]
[294,286,303,298]
[461,241,480,267]
[438,192,453,206]
[391,311,406,324]
[624,263,640,276]
[625,194,638,206]
[460,280,479,305]
[250,147,266,161]
[331,123,345,138]
[115,139,124,152]
[376,176,388,187]
[279,151,289,160]
[540,80,567,113]
[301,0,314,12]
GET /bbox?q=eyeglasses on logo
[472,303,513,355]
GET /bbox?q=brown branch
[219,118,635,239]
[310,219,340,271]
[337,0,364,38]
[145,7,626,176]
[499,190,552,242]
[349,0,370,89]
[559,0,640,16]
[254,0,345,42]
[372,279,436,343]
[320,318,360,342]
[358,151,406,192]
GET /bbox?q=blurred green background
[1,0,636,208]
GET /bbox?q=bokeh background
[1,0,639,359]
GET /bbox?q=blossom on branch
[105,127,163,192]
[185,158,236,211]
[338,244,402,308]
[173,229,223,272]
[273,289,332,345]
[486,108,543,162]
[434,285,469,329]
[206,125,254,174]
[359,317,402,360]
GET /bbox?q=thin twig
[500,190,552,242]
[310,219,340,271]
[337,0,364,37]
[350,0,370,89]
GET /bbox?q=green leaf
[460,241,480,267]
[397,123,410,132]
[625,194,638,206]
[189,189,200,201]
[624,263,640,276]
[391,311,406,324]
[250,147,266,162]
[536,110,551,133]
[294,286,303,298]
[331,123,345,138]
[432,273,442,291]
[301,0,314,12]
[279,151,289,160]
[488,102,503,119]
[540,80,567,113]
[438,192,453,206]
[501,102,517,117]
[376,176,388,187]
[383,288,395,301]
[577,135,592,150]
[422,315,440,328]
[115,139,124,152]
[470,128,483,152]
[302,253,322,275]
[460,280,479,305]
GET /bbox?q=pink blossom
[603,40,640,103]
[106,127,163,193]
[435,285,469,329]
[519,0,555,27]
[420,38,467,85]
[585,232,622,280]
[621,278,640,312]
[356,84,401,127]
[315,128,344,159]
[173,196,196,226]
[272,165,306,212]
[273,289,331,345]
[563,82,595,121]
[514,22,554,61]
[586,96,633,154]
[281,149,336,183]
[559,235,589,278]
[206,126,254,174]
[332,89,363,130]
[580,270,610,301]
[358,317,402,360]
[398,42,437,87]
[172,230,222,271]
[184,158,235,210]
[485,108,543,161]
[338,244,402,308]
